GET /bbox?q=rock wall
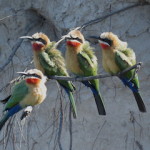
[0,0,150,150]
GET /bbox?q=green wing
[39,45,75,91]
[4,80,29,111]
[39,43,68,76]
[77,51,97,76]
[78,42,97,76]
[43,43,77,116]
[77,43,99,90]
[115,48,139,88]
[39,52,55,73]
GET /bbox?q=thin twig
[48,62,142,81]
[0,23,35,72]
[0,60,33,93]
[80,2,150,29]
[92,120,107,150]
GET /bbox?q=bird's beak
[20,36,33,41]
[17,71,28,76]
[17,72,42,79]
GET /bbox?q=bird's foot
[128,63,142,82]
[20,106,33,120]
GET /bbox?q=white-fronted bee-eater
[20,33,77,118]
[0,69,47,130]
[90,32,146,112]
[65,29,106,115]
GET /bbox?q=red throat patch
[26,78,40,85]
[100,43,110,49]
[67,41,81,47]
[32,43,44,51]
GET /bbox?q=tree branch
[80,2,150,29]
[0,23,35,73]
[48,62,142,81]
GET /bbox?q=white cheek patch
[26,76,40,80]
[67,39,80,44]
[31,41,44,45]
[98,40,110,46]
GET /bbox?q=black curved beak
[17,72,41,79]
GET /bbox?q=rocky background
[0,0,150,150]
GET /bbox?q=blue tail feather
[120,77,138,93]
[82,81,98,94]
[0,105,22,130]
[7,105,22,117]
[82,81,106,115]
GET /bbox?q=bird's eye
[75,37,83,43]
[34,38,47,45]
[68,36,83,43]
[101,38,112,46]
[29,73,41,79]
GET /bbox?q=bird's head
[20,32,50,51]
[65,30,84,48]
[17,69,47,85]
[90,32,127,50]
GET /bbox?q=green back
[39,43,75,91]
[5,80,29,110]
[77,42,99,90]
[115,48,139,88]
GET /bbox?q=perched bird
[0,69,47,130]
[65,29,106,115]
[90,32,146,112]
[20,33,77,118]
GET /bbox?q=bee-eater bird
[90,32,146,112]
[65,29,106,115]
[0,69,47,130]
[20,33,77,118]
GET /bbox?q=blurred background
[0,0,150,149]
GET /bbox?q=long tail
[0,105,22,131]
[82,81,106,115]
[0,113,10,130]
[133,92,146,112]
[120,77,146,112]
[92,89,106,115]
[64,89,77,118]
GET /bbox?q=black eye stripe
[66,37,83,43]
[100,38,112,46]
[33,38,47,45]
[28,73,42,79]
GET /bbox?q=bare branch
[48,62,142,81]
[0,60,33,93]
[0,23,35,73]
[0,15,16,22]
[53,2,150,46]
[80,2,150,29]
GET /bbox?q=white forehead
[26,69,42,75]
[32,32,43,39]
[100,32,109,39]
